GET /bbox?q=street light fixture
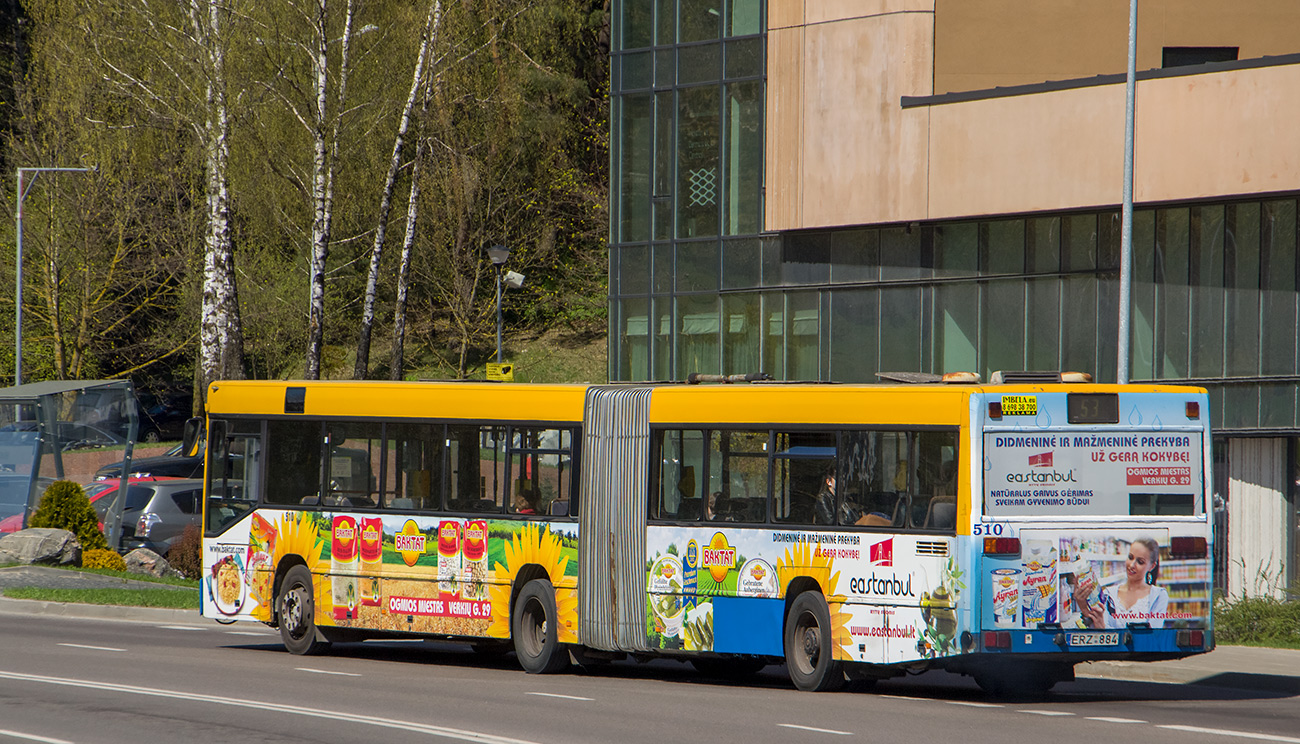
[15,166,91,386]
[486,244,524,365]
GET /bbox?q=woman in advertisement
[1074,536,1169,629]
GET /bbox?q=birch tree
[353,0,441,380]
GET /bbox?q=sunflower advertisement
[645,526,963,664]
[201,510,579,642]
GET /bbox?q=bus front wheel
[512,579,569,674]
[277,565,331,656]
[784,591,844,692]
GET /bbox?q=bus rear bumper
[973,626,1214,658]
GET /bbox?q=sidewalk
[1077,645,1300,694]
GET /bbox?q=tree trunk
[355,0,441,380]
[195,0,245,406]
[306,0,355,380]
[390,140,426,381]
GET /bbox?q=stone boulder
[0,528,82,566]
[124,548,184,579]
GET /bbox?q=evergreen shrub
[29,480,108,552]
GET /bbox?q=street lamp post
[15,166,91,386]
[487,244,510,364]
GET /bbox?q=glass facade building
[610,2,1300,592]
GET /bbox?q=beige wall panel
[805,1,934,26]
[927,85,1123,218]
[925,64,1300,220]
[768,0,804,30]
[934,0,1300,94]
[766,26,805,229]
[788,14,933,230]
[1136,65,1300,200]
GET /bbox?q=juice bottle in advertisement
[331,515,360,620]
[1020,539,1058,626]
[461,520,488,600]
[358,516,383,607]
[437,520,462,595]
[990,568,1021,627]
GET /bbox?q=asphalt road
[0,613,1297,744]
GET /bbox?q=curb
[0,596,207,625]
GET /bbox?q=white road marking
[56,643,123,653]
[0,670,539,744]
[295,668,361,677]
[1159,725,1300,743]
[158,626,207,632]
[0,729,75,744]
[1020,710,1074,716]
[947,701,1001,708]
[225,631,270,637]
[878,694,929,702]
[777,724,853,736]
[525,692,593,701]
[1087,717,1146,724]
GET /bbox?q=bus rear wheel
[277,565,331,656]
[784,591,844,691]
[512,579,569,674]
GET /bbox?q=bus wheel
[512,579,569,674]
[784,592,844,692]
[277,565,331,656]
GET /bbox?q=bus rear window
[983,431,1204,517]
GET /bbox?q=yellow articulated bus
[200,375,1213,694]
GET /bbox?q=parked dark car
[136,390,194,443]
[103,478,205,557]
[95,443,205,481]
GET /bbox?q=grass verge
[3,586,199,609]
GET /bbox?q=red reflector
[1191,630,1204,647]
[1170,536,1208,558]
[984,537,1021,555]
[1185,401,1200,419]
[983,631,1011,650]
[988,401,1002,419]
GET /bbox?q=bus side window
[266,420,323,506]
[654,430,704,520]
[909,432,958,531]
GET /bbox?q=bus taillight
[1176,630,1205,648]
[983,537,1021,555]
[983,631,1011,649]
[988,401,1002,419]
[1186,401,1200,419]
[1169,536,1208,558]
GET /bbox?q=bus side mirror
[182,418,203,457]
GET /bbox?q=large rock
[0,528,82,566]
[124,548,184,579]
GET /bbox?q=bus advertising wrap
[984,432,1204,517]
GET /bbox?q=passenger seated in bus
[814,470,842,525]
[513,486,540,515]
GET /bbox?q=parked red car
[0,476,181,535]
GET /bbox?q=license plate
[1068,632,1119,647]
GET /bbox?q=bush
[29,480,108,552]
[1214,595,1300,647]
[169,524,202,580]
[82,548,127,572]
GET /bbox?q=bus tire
[784,591,844,692]
[512,579,569,674]
[277,565,331,656]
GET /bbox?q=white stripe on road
[1087,717,1146,724]
[158,626,207,631]
[947,701,1001,708]
[56,643,123,652]
[0,729,75,744]
[777,724,853,736]
[225,631,271,637]
[526,692,593,701]
[0,670,540,744]
[1020,710,1074,716]
[1159,725,1300,743]
[296,668,361,677]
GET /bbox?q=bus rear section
[959,387,1214,694]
